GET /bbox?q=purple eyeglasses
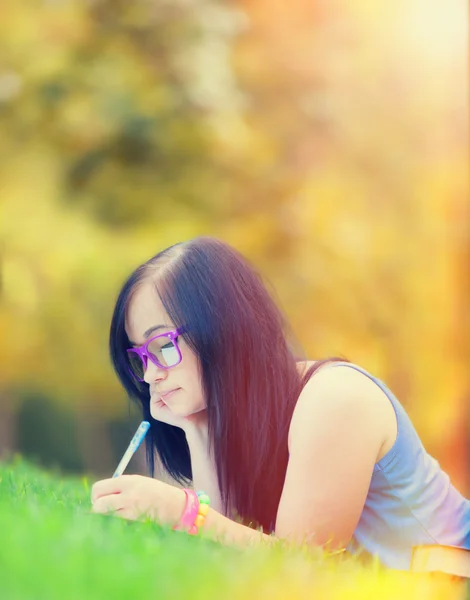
[126,327,184,382]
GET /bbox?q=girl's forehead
[125,282,170,340]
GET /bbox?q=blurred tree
[0,0,247,465]
[0,0,466,488]
[231,0,468,488]
[0,0,248,227]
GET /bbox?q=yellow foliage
[0,0,467,488]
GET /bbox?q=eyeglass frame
[126,327,185,382]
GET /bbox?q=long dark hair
[109,237,347,532]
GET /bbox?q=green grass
[1,458,468,600]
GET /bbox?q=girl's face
[125,280,206,422]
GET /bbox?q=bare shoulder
[289,363,396,462]
[277,363,394,545]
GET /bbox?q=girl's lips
[158,388,180,401]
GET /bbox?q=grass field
[1,457,468,600]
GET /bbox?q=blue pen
[112,421,150,478]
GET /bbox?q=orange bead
[198,503,209,517]
[195,514,205,528]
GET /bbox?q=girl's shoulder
[293,359,398,463]
[295,359,396,421]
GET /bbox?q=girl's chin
[151,398,167,410]
[150,398,173,417]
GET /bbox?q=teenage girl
[91,237,470,571]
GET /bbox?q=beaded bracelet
[173,488,211,535]
[191,490,211,535]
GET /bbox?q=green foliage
[16,391,84,473]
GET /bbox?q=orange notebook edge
[410,544,470,578]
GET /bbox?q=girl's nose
[143,360,167,385]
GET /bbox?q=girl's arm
[191,366,391,549]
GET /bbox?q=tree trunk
[75,408,114,478]
[0,391,16,460]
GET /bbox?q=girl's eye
[161,336,178,350]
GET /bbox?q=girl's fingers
[91,475,135,503]
[92,493,125,514]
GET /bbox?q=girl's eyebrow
[144,324,169,338]
[128,324,170,346]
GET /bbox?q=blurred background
[0,0,468,492]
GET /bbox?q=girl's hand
[150,399,209,440]
[150,401,207,432]
[91,475,186,526]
